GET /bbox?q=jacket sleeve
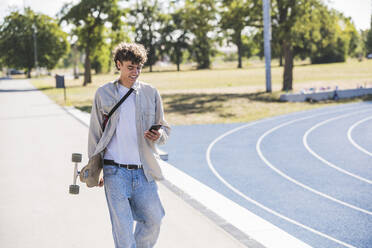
[88,89,103,158]
[154,88,170,145]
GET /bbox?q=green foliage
[60,0,122,84]
[129,0,165,72]
[271,0,319,90]
[343,18,362,58]
[306,8,360,63]
[365,33,372,55]
[60,0,121,52]
[60,49,75,68]
[269,0,361,90]
[219,0,261,68]
[241,34,260,57]
[107,24,131,71]
[366,18,372,54]
[91,38,110,74]
[183,0,217,69]
[0,57,4,70]
[160,5,191,71]
[0,8,68,76]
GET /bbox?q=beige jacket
[80,80,170,187]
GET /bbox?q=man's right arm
[88,89,103,158]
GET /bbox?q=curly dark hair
[113,42,148,70]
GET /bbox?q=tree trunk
[195,42,210,69]
[108,48,113,73]
[237,32,242,69]
[27,68,32,78]
[176,47,181,72]
[198,51,210,69]
[282,40,293,91]
[279,54,283,67]
[198,59,210,69]
[83,46,92,86]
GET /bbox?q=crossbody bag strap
[102,87,134,132]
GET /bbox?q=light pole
[32,23,38,77]
[263,0,272,93]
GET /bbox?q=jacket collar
[114,79,139,90]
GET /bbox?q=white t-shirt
[104,84,141,164]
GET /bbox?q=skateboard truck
[69,153,82,194]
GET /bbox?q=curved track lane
[163,102,372,248]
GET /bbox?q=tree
[307,8,359,63]
[91,36,110,74]
[219,0,261,68]
[289,4,360,64]
[160,7,191,71]
[60,0,122,85]
[183,0,217,69]
[129,0,165,72]
[366,17,372,55]
[271,0,320,91]
[343,17,361,58]
[0,8,68,78]
[367,31,372,54]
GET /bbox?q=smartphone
[149,124,162,133]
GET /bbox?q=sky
[0,0,371,30]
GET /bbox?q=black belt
[103,159,143,170]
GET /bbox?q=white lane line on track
[303,111,372,184]
[257,108,372,216]
[206,107,368,248]
[347,115,372,157]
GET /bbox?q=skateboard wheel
[72,153,82,163]
[69,184,80,194]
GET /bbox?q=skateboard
[69,153,82,194]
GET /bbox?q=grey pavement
[0,79,246,248]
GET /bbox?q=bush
[311,38,347,64]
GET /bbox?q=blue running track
[162,101,372,248]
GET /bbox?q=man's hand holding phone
[144,124,162,142]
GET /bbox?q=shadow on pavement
[75,105,92,113]
[0,88,43,93]
[0,85,83,93]
[162,92,282,115]
[0,77,12,80]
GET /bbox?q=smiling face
[116,60,143,87]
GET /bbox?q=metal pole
[263,0,272,92]
[33,23,38,77]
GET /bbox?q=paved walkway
[0,79,246,248]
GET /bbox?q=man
[87,42,170,248]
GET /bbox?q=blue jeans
[103,165,165,248]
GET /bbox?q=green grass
[31,59,372,125]
[160,93,371,125]
[139,58,372,92]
